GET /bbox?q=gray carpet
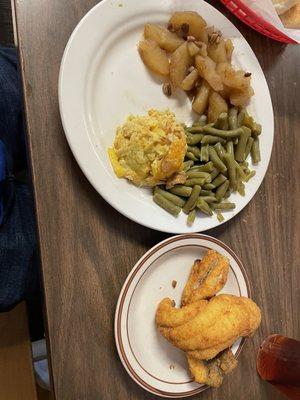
[0,0,14,46]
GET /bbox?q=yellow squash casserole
[108,109,187,186]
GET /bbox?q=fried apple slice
[187,41,200,56]
[168,11,208,43]
[217,62,251,92]
[192,80,210,114]
[208,91,228,123]
[181,68,199,91]
[207,37,228,64]
[230,86,254,107]
[170,42,193,87]
[138,39,169,76]
[225,38,234,62]
[195,55,223,92]
[144,24,184,52]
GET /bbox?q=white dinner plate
[59,0,274,233]
[114,234,251,397]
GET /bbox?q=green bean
[169,185,192,197]
[200,144,209,162]
[210,168,219,181]
[219,116,229,130]
[196,198,213,216]
[214,112,228,130]
[200,196,217,203]
[244,170,256,182]
[200,189,214,196]
[237,108,246,127]
[217,212,224,222]
[186,133,204,145]
[190,161,214,173]
[252,122,262,137]
[241,164,250,173]
[153,193,181,216]
[183,160,194,172]
[186,170,211,180]
[187,145,201,159]
[185,178,206,187]
[251,138,261,163]
[209,147,227,173]
[183,185,201,213]
[243,112,262,137]
[212,202,236,210]
[228,107,238,130]
[226,141,234,157]
[214,142,226,161]
[224,190,231,199]
[237,181,245,196]
[203,125,243,138]
[214,113,224,129]
[154,187,186,207]
[244,136,254,160]
[234,160,246,181]
[186,126,203,133]
[235,127,251,162]
[212,174,227,188]
[201,135,226,145]
[243,112,254,129]
[233,137,239,145]
[224,153,237,191]
[216,180,230,201]
[203,183,215,190]
[186,123,214,133]
[185,151,198,161]
[199,115,207,126]
[187,209,197,226]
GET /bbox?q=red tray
[220,0,297,43]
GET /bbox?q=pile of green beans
[152,108,261,225]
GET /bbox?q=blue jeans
[0,47,40,322]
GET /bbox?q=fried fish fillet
[155,250,261,388]
[156,298,208,328]
[158,294,261,351]
[188,349,238,387]
[181,250,229,306]
[187,337,237,361]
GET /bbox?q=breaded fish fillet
[181,250,229,305]
[156,298,208,328]
[159,294,261,351]
[188,349,238,387]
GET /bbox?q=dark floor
[0,0,14,46]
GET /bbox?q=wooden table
[14,0,299,399]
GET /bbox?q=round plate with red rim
[115,234,251,397]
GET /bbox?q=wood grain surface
[14,0,299,399]
[0,302,38,400]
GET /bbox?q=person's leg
[0,47,42,341]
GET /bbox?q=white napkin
[242,0,300,42]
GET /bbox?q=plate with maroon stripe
[114,234,251,397]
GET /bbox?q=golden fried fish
[159,294,261,351]
[181,249,229,305]
[155,249,262,388]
